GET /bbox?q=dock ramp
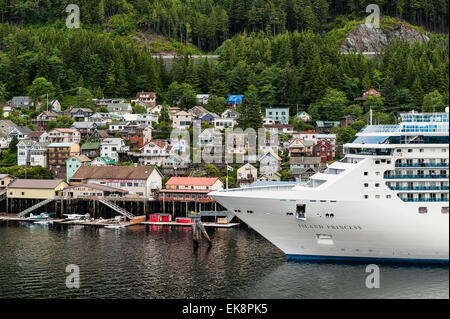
[18,197,56,217]
[98,199,135,219]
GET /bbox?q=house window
[364,183,369,187]
[364,195,369,199]
[442,207,449,214]
[364,172,368,176]
[418,207,427,214]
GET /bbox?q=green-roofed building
[315,121,340,134]
[81,142,101,158]
[91,156,116,166]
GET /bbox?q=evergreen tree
[237,84,263,130]
[411,76,424,107]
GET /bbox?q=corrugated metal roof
[71,166,158,180]
[8,179,65,189]
[166,177,220,186]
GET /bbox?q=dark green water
[0,221,448,299]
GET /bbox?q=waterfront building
[62,183,128,199]
[70,166,162,197]
[7,179,68,199]
[159,177,223,203]
[66,155,92,183]
[0,174,15,189]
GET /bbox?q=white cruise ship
[210,111,449,263]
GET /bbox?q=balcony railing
[395,163,448,168]
[385,174,449,179]
[401,198,449,202]
[389,186,449,191]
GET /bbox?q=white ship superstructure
[210,111,449,263]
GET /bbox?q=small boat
[104,224,125,229]
[34,220,53,225]
[28,212,55,220]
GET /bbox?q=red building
[315,140,334,163]
[158,177,224,203]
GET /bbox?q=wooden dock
[139,221,239,228]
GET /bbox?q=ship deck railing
[401,198,449,202]
[220,183,299,193]
[395,163,449,168]
[385,174,449,179]
[389,186,449,191]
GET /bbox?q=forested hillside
[0,0,448,51]
[0,1,448,124]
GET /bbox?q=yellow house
[7,179,68,199]
[0,174,15,189]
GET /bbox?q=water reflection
[0,222,447,299]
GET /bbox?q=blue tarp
[226,95,243,105]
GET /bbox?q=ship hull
[211,191,449,263]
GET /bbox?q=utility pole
[225,161,228,189]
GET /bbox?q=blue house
[200,113,216,122]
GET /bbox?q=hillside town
[0,90,354,205]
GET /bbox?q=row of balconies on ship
[395,160,448,168]
[385,173,448,179]
[398,194,449,202]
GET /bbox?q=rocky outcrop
[339,22,429,53]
